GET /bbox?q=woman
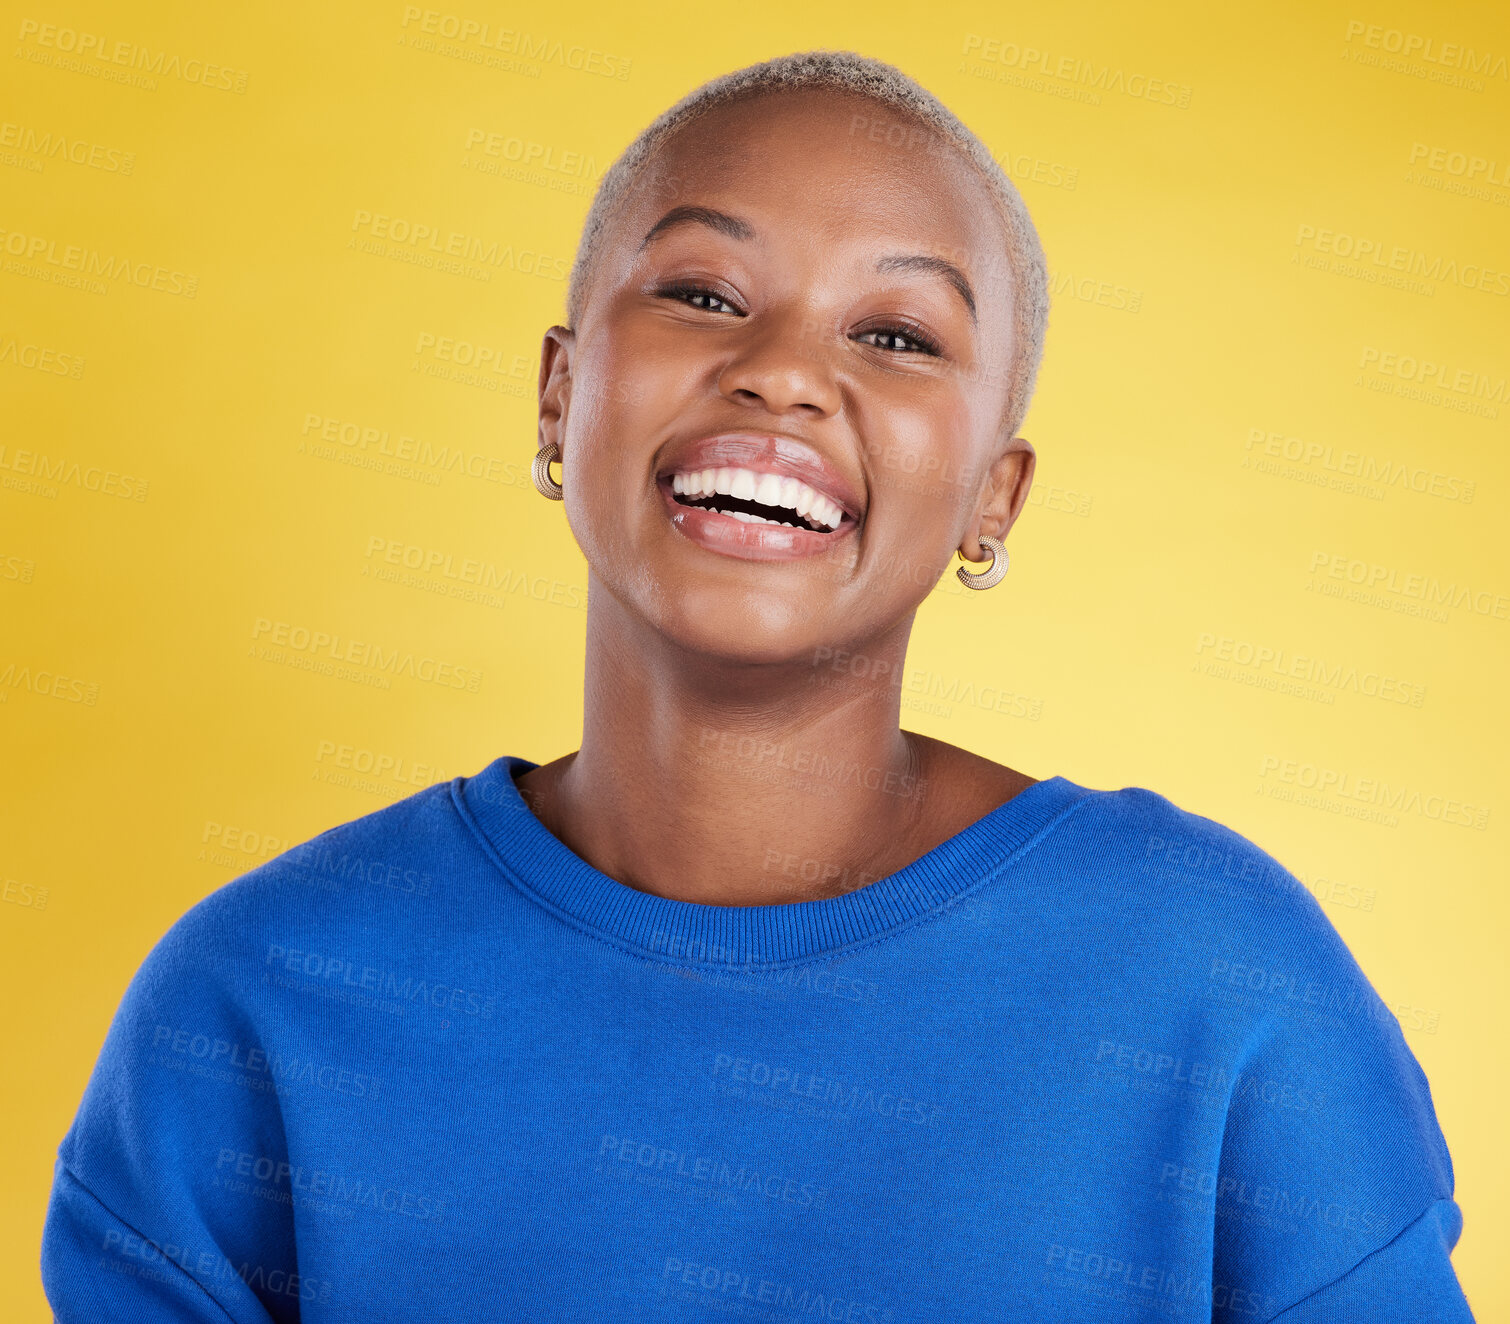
[43,50,1473,1322]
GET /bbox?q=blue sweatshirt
[42,756,1474,1322]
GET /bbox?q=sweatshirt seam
[54,1160,240,1323]
[448,777,1102,972]
[1258,1196,1459,1323]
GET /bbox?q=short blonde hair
[566,49,1050,438]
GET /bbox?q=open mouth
[667,467,848,534]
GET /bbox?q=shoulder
[141,776,468,984]
[55,780,472,1215]
[1080,780,1456,1140]
[1066,778,1340,947]
[1039,777,1419,1051]
[1085,781,1443,1119]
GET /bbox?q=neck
[527,578,938,906]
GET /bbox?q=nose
[717,308,842,418]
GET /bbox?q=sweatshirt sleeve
[1200,884,1475,1323]
[1261,1200,1473,1322]
[41,886,311,1323]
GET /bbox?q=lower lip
[656,478,857,562]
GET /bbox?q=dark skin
[517,88,1039,907]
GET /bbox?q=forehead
[617,88,1015,314]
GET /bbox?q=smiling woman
[518,63,1046,898]
[40,48,1475,1324]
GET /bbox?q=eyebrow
[638,205,978,324]
[637,205,755,249]
[876,253,976,323]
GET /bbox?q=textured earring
[532,441,564,500]
[956,535,1008,590]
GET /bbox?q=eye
[853,323,943,357]
[656,282,744,316]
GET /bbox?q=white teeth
[668,463,847,530]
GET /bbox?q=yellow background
[2,0,1506,1316]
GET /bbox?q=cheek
[560,356,643,500]
[568,340,634,437]
[567,331,690,454]
[862,402,979,514]
[558,338,690,562]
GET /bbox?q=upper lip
[655,432,865,521]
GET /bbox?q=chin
[648,589,834,669]
[684,615,825,668]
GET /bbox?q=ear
[538,325,575,460]
[959,434,1036,564]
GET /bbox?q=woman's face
[541,88,1034,665]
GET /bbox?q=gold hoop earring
[956,534,1008,590]
[532,441,564,501]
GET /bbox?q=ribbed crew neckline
[453,755,1098,968]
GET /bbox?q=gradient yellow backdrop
[2,0,1506,1317]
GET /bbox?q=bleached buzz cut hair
[565,49,1051,440]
